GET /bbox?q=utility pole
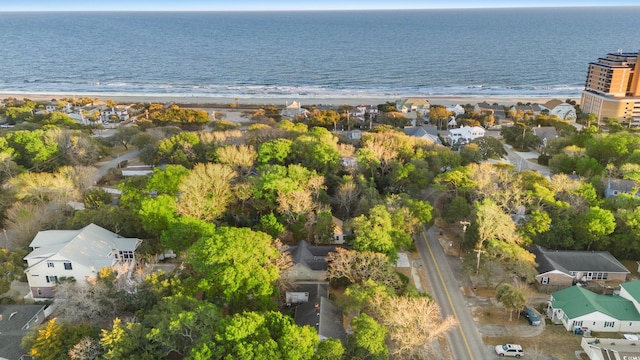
[474,248,485,275]
[459,221,470,255]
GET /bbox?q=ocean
[0,7,639,100]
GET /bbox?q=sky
[2,0,640,11]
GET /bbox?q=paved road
[503,145,551,177]
[416,225,490,360]
[93,149,140,183]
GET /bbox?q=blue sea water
[0,7,638,100]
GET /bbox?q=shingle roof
[0,305,46,360]
[287,240,337,271]
[551,286,640,321]
[543,99,564,110]
[532,245,630,275]
[532,126,558,141]
[294,294,346,341]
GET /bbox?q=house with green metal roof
[548,283,640,333]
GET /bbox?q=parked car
[521,306,541,326]
[495,344,524,357]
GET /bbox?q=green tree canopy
[186,227,280,309]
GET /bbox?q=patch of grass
[484,322,582,360]
[620,259,639,279]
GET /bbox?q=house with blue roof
[548,280,640,332]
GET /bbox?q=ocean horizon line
[2,5,639,13]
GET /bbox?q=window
[541,277,549,285]
[572,320,583,327]
[45,275,58,283]
[118,250,134,260]
[605,321,615,328]
[36,289,42,296]
[47,262,54,268]
[64,262,72,270]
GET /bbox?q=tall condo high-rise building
[580,50,640,125]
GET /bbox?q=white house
[347,129,362,141]
[541,99,577,122]
[548,281,640,333]
[24,223,142,299]
[447,125,486,145]
[282,101,310,118]
[100,106,130,123]
[445,104,465,116]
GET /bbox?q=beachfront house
[282,101,310,118]
[100,106,130,123]
[510,103,543,117]
[446,104,465,116]
[447,125,485,145]
[24,223,142,299]
[476,102,506,120]
[540,99,577,121]
[396,98,430,115]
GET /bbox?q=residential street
[93,149,140,184]
[503,144,551,177]
[416,225,490,360]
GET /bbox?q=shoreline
[0,92,580,107]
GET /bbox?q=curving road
[416,225,490,360]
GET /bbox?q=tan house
[332,216,346,244]
[396,98,430,115]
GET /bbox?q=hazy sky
[2,0,640,11]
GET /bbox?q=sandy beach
[0,92,579,107]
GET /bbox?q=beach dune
[0,93,579,107]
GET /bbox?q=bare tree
[216,145,257,177]
[9,171,76,205]
[333,176,361,219]
[277,189,314,224]
[368,295,457,359]
[326,248,402,289]
[4,201,70,248]
[177,163,237,221]
[58,166,99,198]
[0,152,21,183]
[68,337,103,360]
